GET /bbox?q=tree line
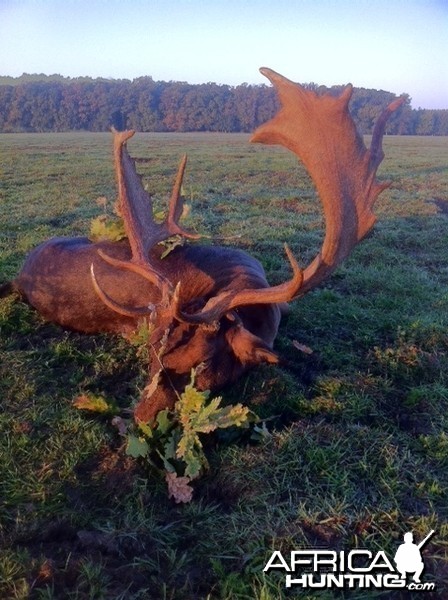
[0,74,447,135]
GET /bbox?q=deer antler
[92,128,305,324]
[251,67,406,296]
[92,71,403,326]
[172,69,404,325]
[91,129,200,316]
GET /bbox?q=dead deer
[3,68,404,423]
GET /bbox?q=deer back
[15,236,282,342]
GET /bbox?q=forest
[0,73,447,135]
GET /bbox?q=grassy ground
[1,132,448,599]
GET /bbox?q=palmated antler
[168,69,404,325]
[251,67,405,296]
[91,129,200,317]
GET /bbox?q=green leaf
[184,451,205,479]
[72,393,116,415]
[177,383,212,424]
[169,375,251,479]
[160,235,184,259]
[124,371,252,492]
[163,431,178,462]
[125,435,150,458]
[176,432,207,478]
[156,409,173,435]
[128,320,153,348]
[137,420,153,439]
[89,215,127,242]
[210,403,251,429]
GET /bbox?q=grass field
[1,132,448,599]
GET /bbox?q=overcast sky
[1,0,447,109]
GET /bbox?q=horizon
[1,71,445,114]
[1,0,447,110]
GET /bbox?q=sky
[0,0,447,109]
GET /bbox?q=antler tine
[370,96,406,172]
[167,155,201,240]
[90,264,154,317]
[96,247,169,291]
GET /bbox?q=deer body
[16,237,280,339]
[3,68,404,423]
[14,236,281,421]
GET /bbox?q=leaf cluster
[73,372,251,503]
[125,372,251,502]
[175,379,250,478]
[89,215,127,243]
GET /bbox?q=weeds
[75,371,252,503]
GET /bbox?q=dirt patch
[74,445,138,498]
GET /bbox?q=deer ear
[226,324,279,366]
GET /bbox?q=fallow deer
[2,68,404,423]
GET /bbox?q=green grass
[1,132,448,599]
